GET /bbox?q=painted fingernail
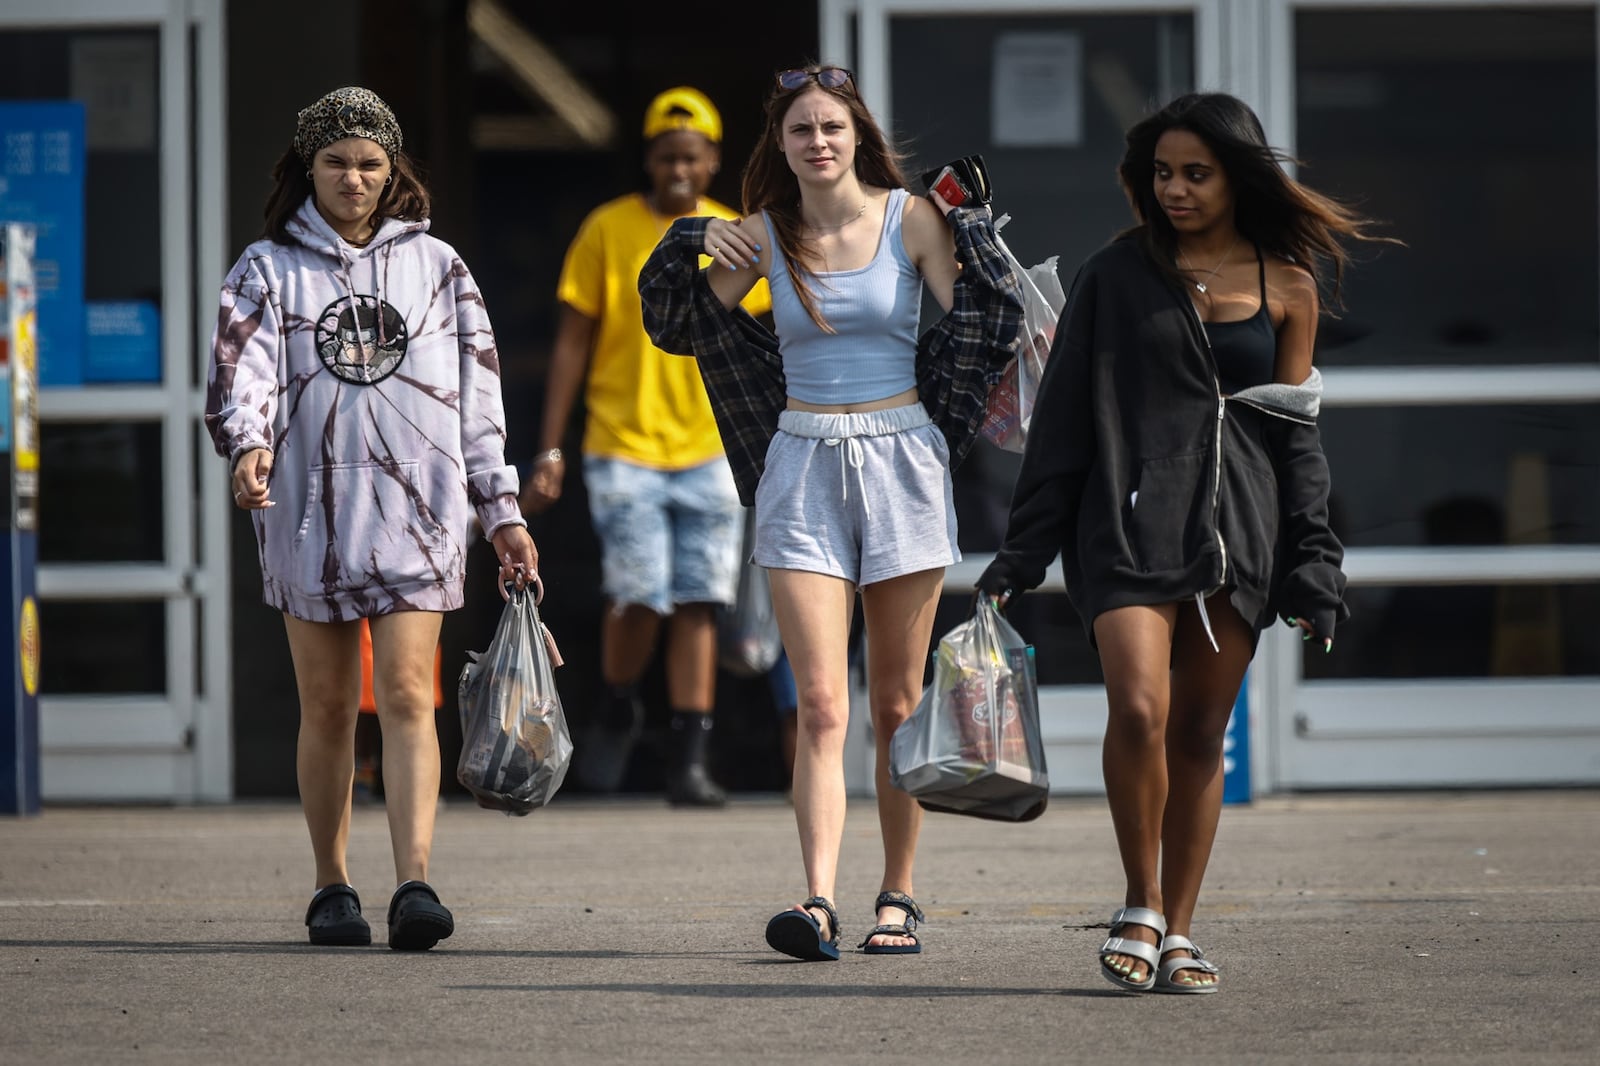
[1287,617,1297,624]
[753,244,762,251]
[1302,632,1311,641]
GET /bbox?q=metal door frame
[1257,0,1600,790]
[2,0,230,801]
[828,0,1600,795]
[823,0,1228,794]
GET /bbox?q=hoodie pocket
[1220,455,1279,587]
[292,461,447,594]
[1126,452,1209,574]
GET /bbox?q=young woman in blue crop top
[979,93,1396,994]
[697,65,978,962]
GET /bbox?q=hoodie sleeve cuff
[476,496,526,542]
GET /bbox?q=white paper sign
[992,32,1083,148]
[69,36,158,152]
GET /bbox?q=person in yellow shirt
[522,87,769,806]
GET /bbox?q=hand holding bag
[456,577,573,815]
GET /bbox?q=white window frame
[2,0,231,801]
[828,0,1600,795]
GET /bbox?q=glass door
[829,0,1225,793]
[1256,0,1600,789]
[0,0,230,801]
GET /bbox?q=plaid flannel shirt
[638,206,1024,506]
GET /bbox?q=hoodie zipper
[1175,288,1230,594]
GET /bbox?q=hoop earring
[304,170,313,180]
[384,175,393,185]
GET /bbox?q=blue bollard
[1222,670,1251,805]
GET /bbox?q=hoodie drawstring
[336,239,392,367]
[374,245,389,346]
[1195,592,1220,654]
[336,252,368,366]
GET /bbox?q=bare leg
[1092,603,1179,984]
[282,615,364,890]
[367,611,446,887]
[1158,592,1254,989]
[600,603,663,686]
[663,603,718,712]
[768,568,856,939]
[859,567,945,948]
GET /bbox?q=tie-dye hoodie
[206,198,525,622]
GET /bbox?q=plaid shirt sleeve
[639,216,785,506]
[916,205,1026,470]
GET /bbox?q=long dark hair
[1117,92,1395,308]
[261,147,432,245]
[739,65,910,331]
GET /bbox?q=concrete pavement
[1,790,1596,1065]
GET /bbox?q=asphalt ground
[1,790,1596,1065]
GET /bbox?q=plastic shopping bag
[980,213,1067,454]
[717,510,783,678]
[889,599,1048,822]
[456,581,573,815]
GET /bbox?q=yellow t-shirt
[557,193,771,469]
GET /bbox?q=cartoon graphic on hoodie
[206,198,523,622]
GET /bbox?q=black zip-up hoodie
[980,235,1349,646]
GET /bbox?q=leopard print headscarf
[293,86,403,165]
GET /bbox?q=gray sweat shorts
[752,402,961,587]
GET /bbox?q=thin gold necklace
[805,200,867,234]
[1178,235,1239,294]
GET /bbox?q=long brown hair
[739,65,910,331]
[1117,92,1398,309]
[261,146,431,245]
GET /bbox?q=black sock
[600,683,643,731]
[669,710,713,766]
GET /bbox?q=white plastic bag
[456,581,573,815]
[717,510,783,678]
[980,214,1067,453]
[889,599,1048,822]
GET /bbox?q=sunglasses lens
[776,68,853,91]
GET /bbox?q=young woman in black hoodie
[978,92,1393,993]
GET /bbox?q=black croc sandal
[859,890,926,955]
[305,883,371,947]
[386,880,455,952]
[764,895,841,961]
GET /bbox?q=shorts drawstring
[824,436,870,518]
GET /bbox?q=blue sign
[85,300,160,383]
[1222,669,1251,805]
[0,102,86,387]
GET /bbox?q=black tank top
[1207,248,1276,395]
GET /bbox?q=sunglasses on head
[776,67,854,92]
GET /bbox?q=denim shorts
[753,403,960,587]
[585,455,743,614]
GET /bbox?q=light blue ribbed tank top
[762,188,922,405]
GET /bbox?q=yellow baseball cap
[642,86,722,143]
